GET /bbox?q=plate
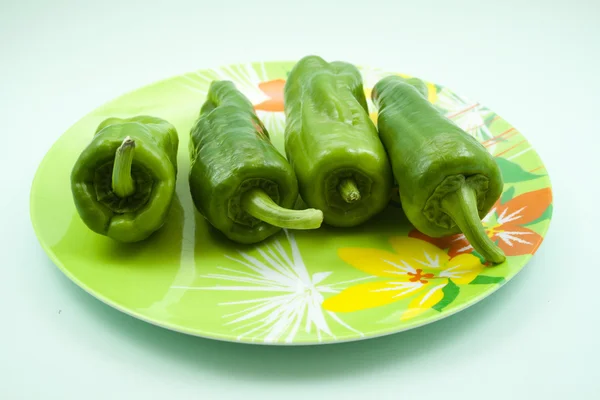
[30,60,553,345]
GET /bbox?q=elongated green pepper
[70,116,179,242]
[284,55,394,227]
[189,80,323,244]
[372,76,506,264]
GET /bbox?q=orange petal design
[494,225,544,256]
[409,230,460,251]
[496,188,552,226]
[446,235,473,258]
[254,79,285,112]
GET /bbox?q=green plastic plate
[30,61,553,345]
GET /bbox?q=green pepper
[372,75,506,264]
[189,80,323,244]
[70,115,179,242]
[284,55,394,227]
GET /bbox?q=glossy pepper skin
[189,80,322,244]
[372,75,505,264]
[284,55,394,227]
[70,116,179,242]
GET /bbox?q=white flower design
[173,230,369,343]
[487,205,537,248]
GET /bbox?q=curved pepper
[189,80,323,244]
[70,115,179,242]
[372,76,505,264]
[284,55,394,227]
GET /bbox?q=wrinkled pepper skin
[284,55,394,227]
[70,116,179,242]
[372,75,505,263]
[189,80,300,244]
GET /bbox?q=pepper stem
[111,136,136,198]
[441,184,506,265]
[241,188,323,230]
[338,179,361,203]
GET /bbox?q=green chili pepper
[70,115,179,242]
[284,55,394,227]
[189,80,323,244]
[372,75,506,264]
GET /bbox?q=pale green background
[1,0,597,398]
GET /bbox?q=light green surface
[2,0,598,398]
[30,61,552,344]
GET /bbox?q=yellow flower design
[425,82,438,103]
[322,237,486,321]
[369,111,378,125]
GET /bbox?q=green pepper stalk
[372,75,506,264]
[70,116,179,243]
[111,136,136,198]
[441,184,506,264]
[283,55,394,227]
[241,189,323,230]
[338,179,361,203]
[189,80,323,244]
